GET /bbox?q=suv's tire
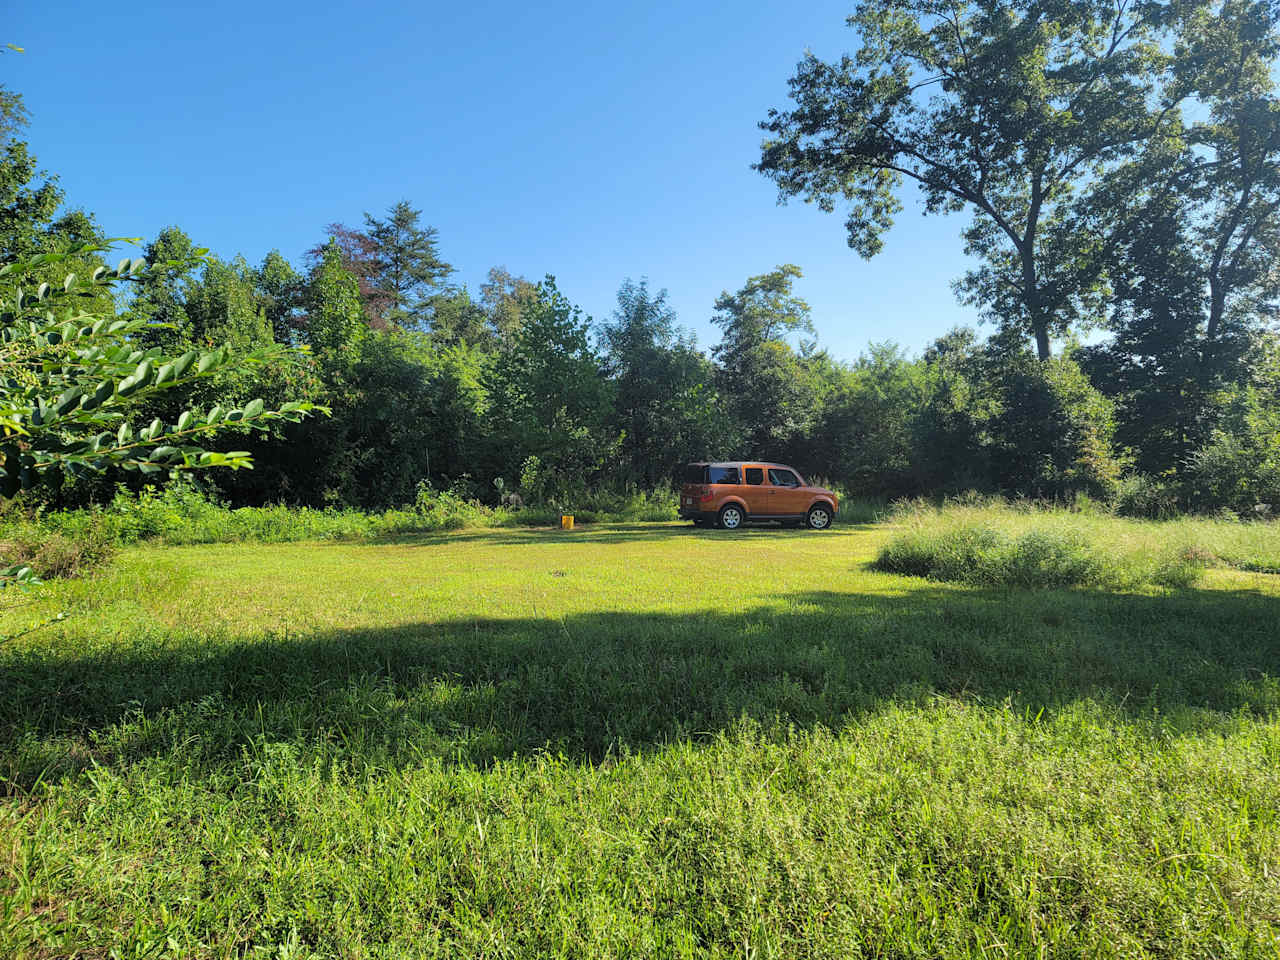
[806,503,833,530]
[718,504,745,530]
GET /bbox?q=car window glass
[708,466,741,484]
[682,464,706,484]
[768,469,799,487]
[745,467,764,485]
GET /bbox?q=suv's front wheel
[806,503,833,530]
[718,504,745,530]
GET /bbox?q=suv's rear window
[682,464,707,484]
[708,466,741,484]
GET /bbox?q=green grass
[0,485,684,569]
[2,520,1280,957]
[875,500,1280,588]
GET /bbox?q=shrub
[1114,474,1181,519]
[0,523,116,580]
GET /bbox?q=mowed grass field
[2,520,1280,958]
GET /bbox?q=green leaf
[243,398,264,419]
[172,350,197,378]
[52,388,84,417]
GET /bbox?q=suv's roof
[688,461,802,471]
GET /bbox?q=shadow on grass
[3,585,1278,788]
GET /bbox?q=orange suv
[679,462,838,530]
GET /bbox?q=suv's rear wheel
[718,504,745,530]
[806,504,833,530]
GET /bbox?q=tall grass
[875,499,1280,589]
[0,484,683,570]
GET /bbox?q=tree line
[3,0,1280,517]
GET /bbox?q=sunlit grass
[2,520,1278,957]
[876,500,1280,587]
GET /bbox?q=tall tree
[0,140,61,259]
[711,265,819,456]
[306,240,365,360]
[486,278,615,491]
[129,227,201,349]
[429,286,493,347]
[363,201,453,329]
[756,0,1178,359]
[1081,0,1280,475]
[257,250,304,344]
[600,279,729,485]
[1175,0,1280,371]
[305,223,386,326]
[1,44,29,144]
[479,266,537,345]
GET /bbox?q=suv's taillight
[698,485,713,501]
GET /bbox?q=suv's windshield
[708,466,741,484]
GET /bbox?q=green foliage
[305,239,366,360]
[712,265,820,456]
[600,278,733,486]
[1113,473,1182,520]
[812,342,928,495]
[429,286,492,347]
[0,519,114,579]
[1182,384,1280,513]
[486,277,617,495]
[757,0,1175,359]
[363,200,453,329]
[0,243,320,494]
[0,139,61,259]
[986,349,1123,499]
[256,249,304,344]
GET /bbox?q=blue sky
[9,0,982,359]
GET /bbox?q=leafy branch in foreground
[0,241,326,497]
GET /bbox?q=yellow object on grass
[561,515,574,530]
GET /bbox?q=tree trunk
[1201,273,1226,375]
[1021,253,1052,361]
[1033,322,1051,362]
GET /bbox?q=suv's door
[767,467,808,516]
[741,465,770,515]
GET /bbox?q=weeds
[874,499,1280,588]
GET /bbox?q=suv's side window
[744,467,764,485]
[708,466,741,484]
[768,468,800,487]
